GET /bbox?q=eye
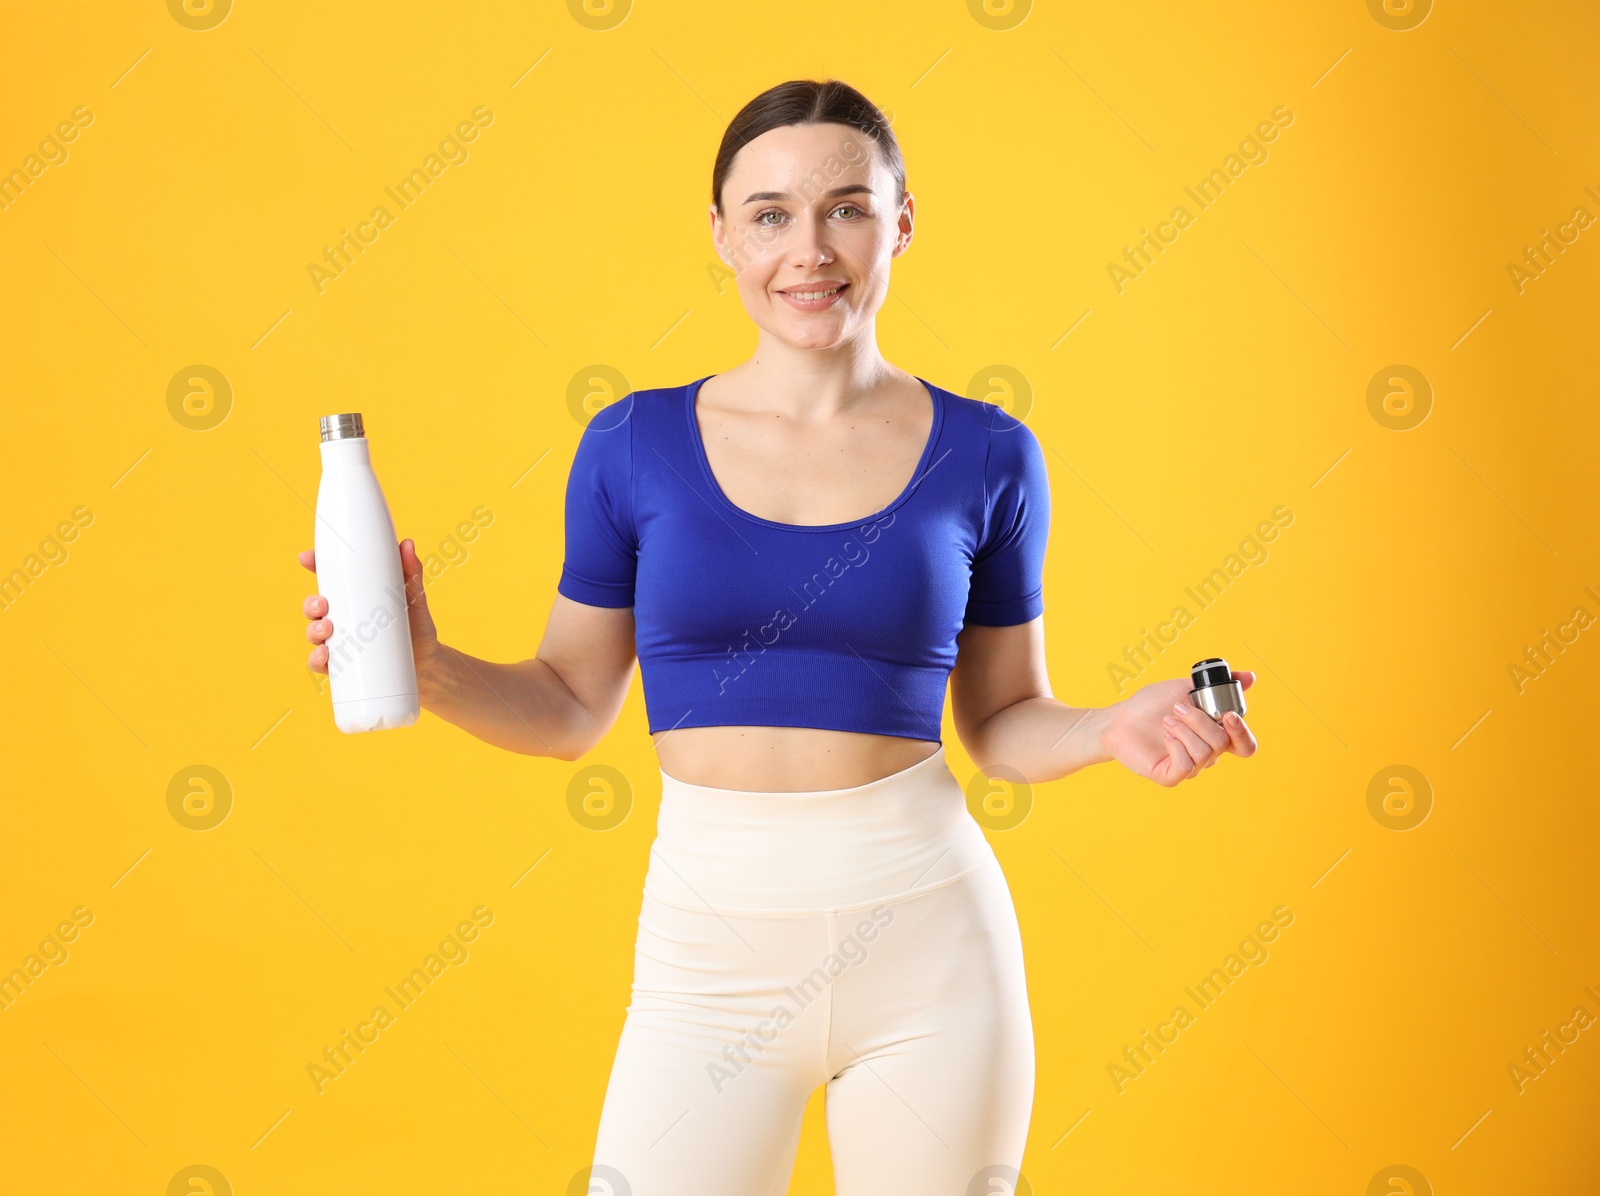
[752,203,868,227]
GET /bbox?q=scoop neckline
[684,373,946,533]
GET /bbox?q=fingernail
[1162,715,1176,727]
[1172,703,1187,715]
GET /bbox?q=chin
[783,327,847,350]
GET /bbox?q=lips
[777,281,848,297]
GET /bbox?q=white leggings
[587,745,1035,1195]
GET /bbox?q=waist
[652,726,938,792]
[641,744,996,913]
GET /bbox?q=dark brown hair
[711,79,906,218]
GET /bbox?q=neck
[730,328,902,417]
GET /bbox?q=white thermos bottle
[314,413,420,733]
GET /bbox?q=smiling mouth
[779,284,848,301]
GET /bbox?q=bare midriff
[651,724,940,791]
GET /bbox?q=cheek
[738,246,783,293]
[859,221,900,256]
[734,222,781,267]
[737,261,775,305]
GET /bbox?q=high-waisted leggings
[587,744,1035,1195]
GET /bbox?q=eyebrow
[741,183,874,205]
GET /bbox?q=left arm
[949,615,1258,786]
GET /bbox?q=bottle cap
[1190,657,1233,689]
[320,413,365,442]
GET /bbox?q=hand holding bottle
[309,412,427,732]
[300,538,440,687]
[1097,670,1258,786]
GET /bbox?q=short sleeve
[964,410,1050,626]
[557,395,637,607]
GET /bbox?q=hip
[641,743,997,914]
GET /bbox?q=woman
[300,78,1258,1195]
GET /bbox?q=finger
[306,617,332,645]
[299,548,316,573]
[399,539,425,603]
[1162,731,1195,784]
[1221,710,1258,756]
[309,643,328,673]
[1161,728,1204,783]
[1172,701,1230,753]
[302,594,328,619]
[1233,669,1255,690]
[1163,712,1214,768]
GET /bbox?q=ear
[709,204,729,263]
[892,192,915,257]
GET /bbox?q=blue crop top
[556,375,1050,743]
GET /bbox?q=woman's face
[710,121,912,353]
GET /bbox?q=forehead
[725,122,883,199]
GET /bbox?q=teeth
[788,287,841,300]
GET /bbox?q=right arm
[301,539,637,761]
[303,396,641,760]
[419,588,637,761]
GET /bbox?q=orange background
[1,1,1597,1192]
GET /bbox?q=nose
[789,210,833,268]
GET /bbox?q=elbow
[546,738,593,763]
[542,702,616,762]
[539,720,599,762]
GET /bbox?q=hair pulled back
[711,78,905,218]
